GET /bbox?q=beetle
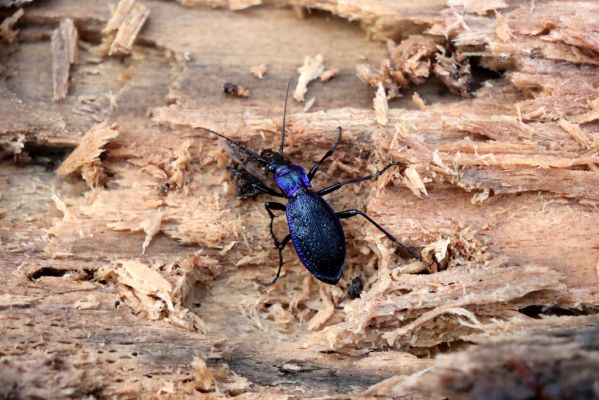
[194,83,429,286]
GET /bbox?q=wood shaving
[249,63,267,79]
[495,11,513,42]
[307,287,335,331]
[192,356,215,391]
[103,0,150,56]
[412,92,426,110]
[140,209,163,254]
[373,82,388,126]
[178,0,261,10]
[303,96,315,113]
[448,0,508,15]
[558,118,593,149]
[388,36,437,85]
[320,68,339,82]
[0,8,23,43]
[57,122,119,188]
[51,18,78,101]
[402,166,428,198]
[293,54,325,102]
[73,294,100,310]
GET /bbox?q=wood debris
[293,54,325,102]
[73,294,100,310]
[103,0,150,56]
[320,68,339,82]
[223,81,250,97]
[448,0,508,15]
[51,18,78,101]
[57,122,119,188]
[303,96,315,112]
[0,8,23,43]
[402,165,428,198]
[388,36,438,85]
[313,265,564,353]
[192,356,215,391]
[376,322,599,398]
[249,63,267,79]
[433,52,471,97]
[178,0,261,11]
[495,10,513,42]
[411,91,426,110]
[373,82,388,126]
[97,259,205,332]
[357,35,438,99]
[0,0,33,6]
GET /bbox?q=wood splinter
[51,18,78,101]
[103,0,150,56]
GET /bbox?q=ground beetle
[194,83,429,286]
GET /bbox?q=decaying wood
[51,18,77,101]
[1,0,598,398]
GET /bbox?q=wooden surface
[1,1,599,399]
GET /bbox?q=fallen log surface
[1,0,598,398]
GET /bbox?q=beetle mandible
[195,82,429,286]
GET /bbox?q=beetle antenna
[189,126,272,167]
[279,80,292,156]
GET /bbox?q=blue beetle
[195,83,429,285]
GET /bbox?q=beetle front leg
[264,202,286,247]
[336,209,430,267]
[307,127,343,181]
[256,234,291,287]
[316,162,400,196]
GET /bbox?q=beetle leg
[307,127,343,181]
[256,234,291,286]
[228,166,286,198]
[316,162,399,196]
[336,209,430,267]
[264,202,286,247]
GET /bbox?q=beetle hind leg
[256,234,291,286]
[336,209,430,267]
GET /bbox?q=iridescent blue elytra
[193,82,430,286]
